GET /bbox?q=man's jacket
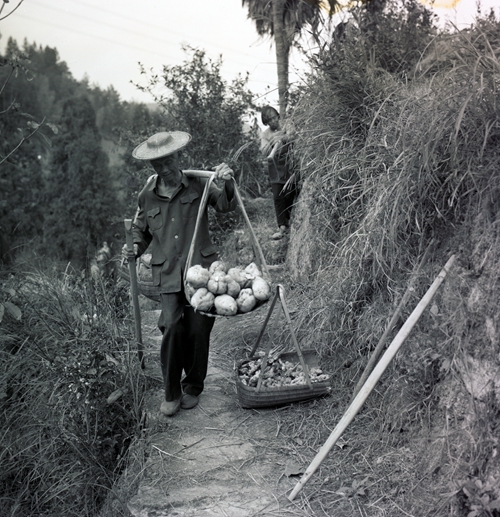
[132,172,236,294]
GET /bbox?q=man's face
[151,152,180,180]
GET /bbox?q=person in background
[125,131,237,416]
[90,242,112,281]
[259,106,298,240]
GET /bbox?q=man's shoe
[181,394,199,409]
[271,226,289,240]
[160,399,181,416]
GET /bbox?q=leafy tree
[0,41,59,263]
[126,101,159,131]
[0,35,173,264]
[135,46,264,195]
[242,0,337,113]
[42,96,122,266]
[92,85,127,138]
[354,0,437,75]
[28,44,76,106]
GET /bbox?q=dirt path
[126,299,314,517]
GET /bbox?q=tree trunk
[272,0,289,115]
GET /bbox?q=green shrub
[131,46,267,198]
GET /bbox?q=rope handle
[182,170,271,293]
[251,285,313,392]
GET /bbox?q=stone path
[126,307,306,517]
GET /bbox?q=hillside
[1,4,499,516]
[282,12,500,516]
[108,171,498,516]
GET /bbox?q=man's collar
[146,171,189,192]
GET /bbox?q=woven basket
[236,350,331,409]
[235,285,331,409]
[118,256,161,303]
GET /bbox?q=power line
[2,0,314,97]
[10,12,184,64]
[5,11,279,97]
[6,10,281,86]
[28,0,191,51]
[28,0,269,69]
[53,0,258,58]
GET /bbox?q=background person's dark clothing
[263,136,298,228]
[271,182,297,228]
[267,140,293,185]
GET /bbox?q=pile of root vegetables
[185,261,271,316]
[238,355,330,388]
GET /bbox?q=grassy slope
[279,16,500,517]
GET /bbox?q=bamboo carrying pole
[288,254,456,501]
[124,219,145,370]
[183,169,216,178]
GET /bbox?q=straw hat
[132,131,191,160]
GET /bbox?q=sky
[0,0,499,107]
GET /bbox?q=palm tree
[242,0,338,114]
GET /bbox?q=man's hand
[122,243,139,261]
[214,162,234,181]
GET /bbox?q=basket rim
[235,374,331,409]
[236,376,331,393]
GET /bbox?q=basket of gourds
[183,170,272,317]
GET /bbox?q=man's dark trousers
[158,292,215,402]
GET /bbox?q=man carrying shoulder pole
[123,131,237,417]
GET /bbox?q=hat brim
[132,131,191,160]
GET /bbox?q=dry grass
[276,11,500,517]
[288,13,500,355]
[0,263,147,517]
